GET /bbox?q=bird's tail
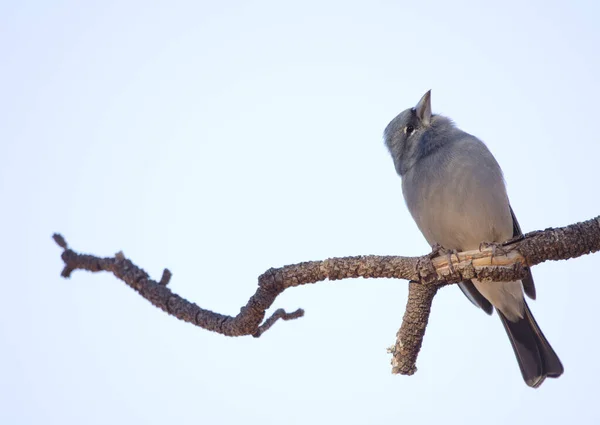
[498,301,564,388]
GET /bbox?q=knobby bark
[53,215,600,375]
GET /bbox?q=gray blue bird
[384,90,563,387]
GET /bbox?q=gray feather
[458,281,493,315]
[510,205,536,299]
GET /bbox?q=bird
[383,90,563,387]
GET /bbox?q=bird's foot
[478,241,508,264]
[429,244,458,273]
[428,243,445,259]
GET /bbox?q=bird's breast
[402,148,513,251]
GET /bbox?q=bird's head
[384,90,433,176]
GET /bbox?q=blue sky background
[2,1,600,424]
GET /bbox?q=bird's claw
[428,243,445,259]
[429,244,458,274]
[478,241,508,264]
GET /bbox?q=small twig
[253,308,305,337]
[52,233,67,249]
[159,269,172,286]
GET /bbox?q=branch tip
[61,266,73,278]
[160,269,172,286]
[52,233,68,249]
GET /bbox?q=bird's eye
[404,125,415,135]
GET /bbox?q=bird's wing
[510,205,536,300]
[458,281,494,314]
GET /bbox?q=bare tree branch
[389,282,438,375]
[53,215,600,375]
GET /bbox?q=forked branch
[53,215,600,375]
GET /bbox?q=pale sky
[2,1,600,424]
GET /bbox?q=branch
[53,215,600,375]
[389,282,439,375]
